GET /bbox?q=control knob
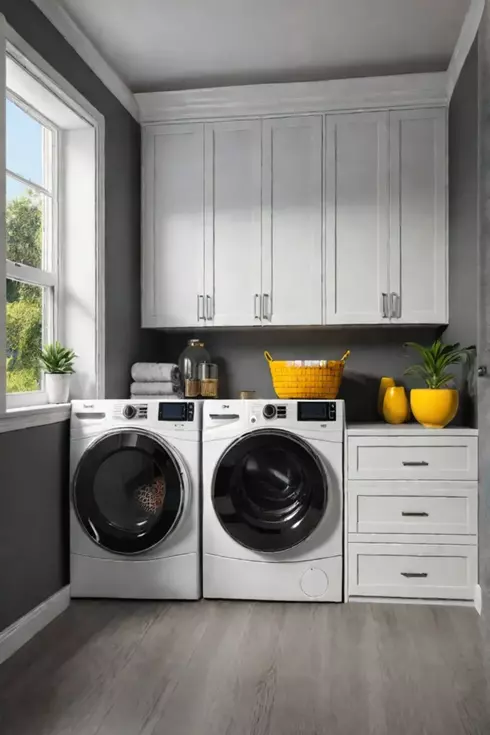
[123,404,137,419]
[263,404,277,419]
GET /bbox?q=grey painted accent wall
[0,0,144,398]
[446,39,479,428]
[0,421,69,631]
[0,0,143,633]
[152,327,440,423]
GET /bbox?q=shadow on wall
[146,325,468,423]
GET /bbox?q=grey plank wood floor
[0,600,489,735]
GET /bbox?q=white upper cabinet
[324,107,447,325]
[142,123,205,328]
[140,87,448,329]
[204,120,262,326]
[262,116,323,326]
[325,112,390,324]
[389,108,447,324]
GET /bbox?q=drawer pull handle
[401,511,429,517]
[402,461,429,467]
[401,572,428,579]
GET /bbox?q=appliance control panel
[244,400,343,431]
[119,404,148,420]
[158,401,194,422]
[297,401,337,422]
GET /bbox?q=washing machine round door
[73,430,185,554]
[212,429,327,552]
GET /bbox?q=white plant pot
[45,373,71,404]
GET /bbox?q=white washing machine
[202,399,344,602]
[70,399,201,599]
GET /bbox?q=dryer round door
[212,429,327,552]
[73,429,185,554]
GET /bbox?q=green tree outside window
[6,193,43,394]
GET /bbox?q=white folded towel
[131,382,179,396]
[131,363,179,383]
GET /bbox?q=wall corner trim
[474,584,482,614]
[0,585,70,666]
[28,0,139,121]
[447,0,484,101]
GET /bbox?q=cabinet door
[262,116,323,326]
[389,108,447,324]
[325,112,389,324]
[204,120,262,326]
[142,124,205,328]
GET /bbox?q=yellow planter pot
[378,377,395,416]
[383,386,410,424]
[410,388,459,429]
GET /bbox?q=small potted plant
[404,340,475,428]
[40,341,77,404]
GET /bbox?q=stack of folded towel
[130,363,182,399]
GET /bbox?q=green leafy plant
[404,340,475,389]
[40,342,77,374]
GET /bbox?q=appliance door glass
[73,430,184,554]
[213,430,327,552]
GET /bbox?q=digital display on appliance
[297,402,336,422]
[158,402,193,422]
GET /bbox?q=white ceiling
[58,0,470,93]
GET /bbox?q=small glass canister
[199,362,219,398]
[178,339,210,398]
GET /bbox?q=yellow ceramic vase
[378,377,396,416]
[383,386,410,424]
[410,389,459,429]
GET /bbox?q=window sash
[5,82,59,407]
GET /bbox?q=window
[0,30,106,417]
[6,94,57,407]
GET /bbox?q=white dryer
[70,399,201,599]
[202,399,344,602]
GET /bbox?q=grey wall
[0,422,69,631]
[152,326,439,423]
[0,0,143,633]
[446,39,479,428]
[0,0,144,398]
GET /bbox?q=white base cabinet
[346,426,478,605]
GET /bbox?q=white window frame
[0,16,105,426]
[5,91,59,408]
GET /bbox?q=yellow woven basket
[265,350,350,400]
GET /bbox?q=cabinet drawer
[348,482,477,535]
[347,436,478,481]
[348,543,477,600]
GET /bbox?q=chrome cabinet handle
[254,293,262,320]
[206,295,213,321]
[401,572,428,579]
[197,294,205,320]
[401,511,429,517]
[390,292,401,318]
[381,292,388,318]
[402,461,429,467]
[263,293,271,321]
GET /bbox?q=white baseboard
[0,585,70,666]
[475,584,482,615]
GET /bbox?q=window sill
[0,403,71,433]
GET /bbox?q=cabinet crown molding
[137,72,448,124]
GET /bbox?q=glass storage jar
[178,339,210,398]
[199,362,219,398]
